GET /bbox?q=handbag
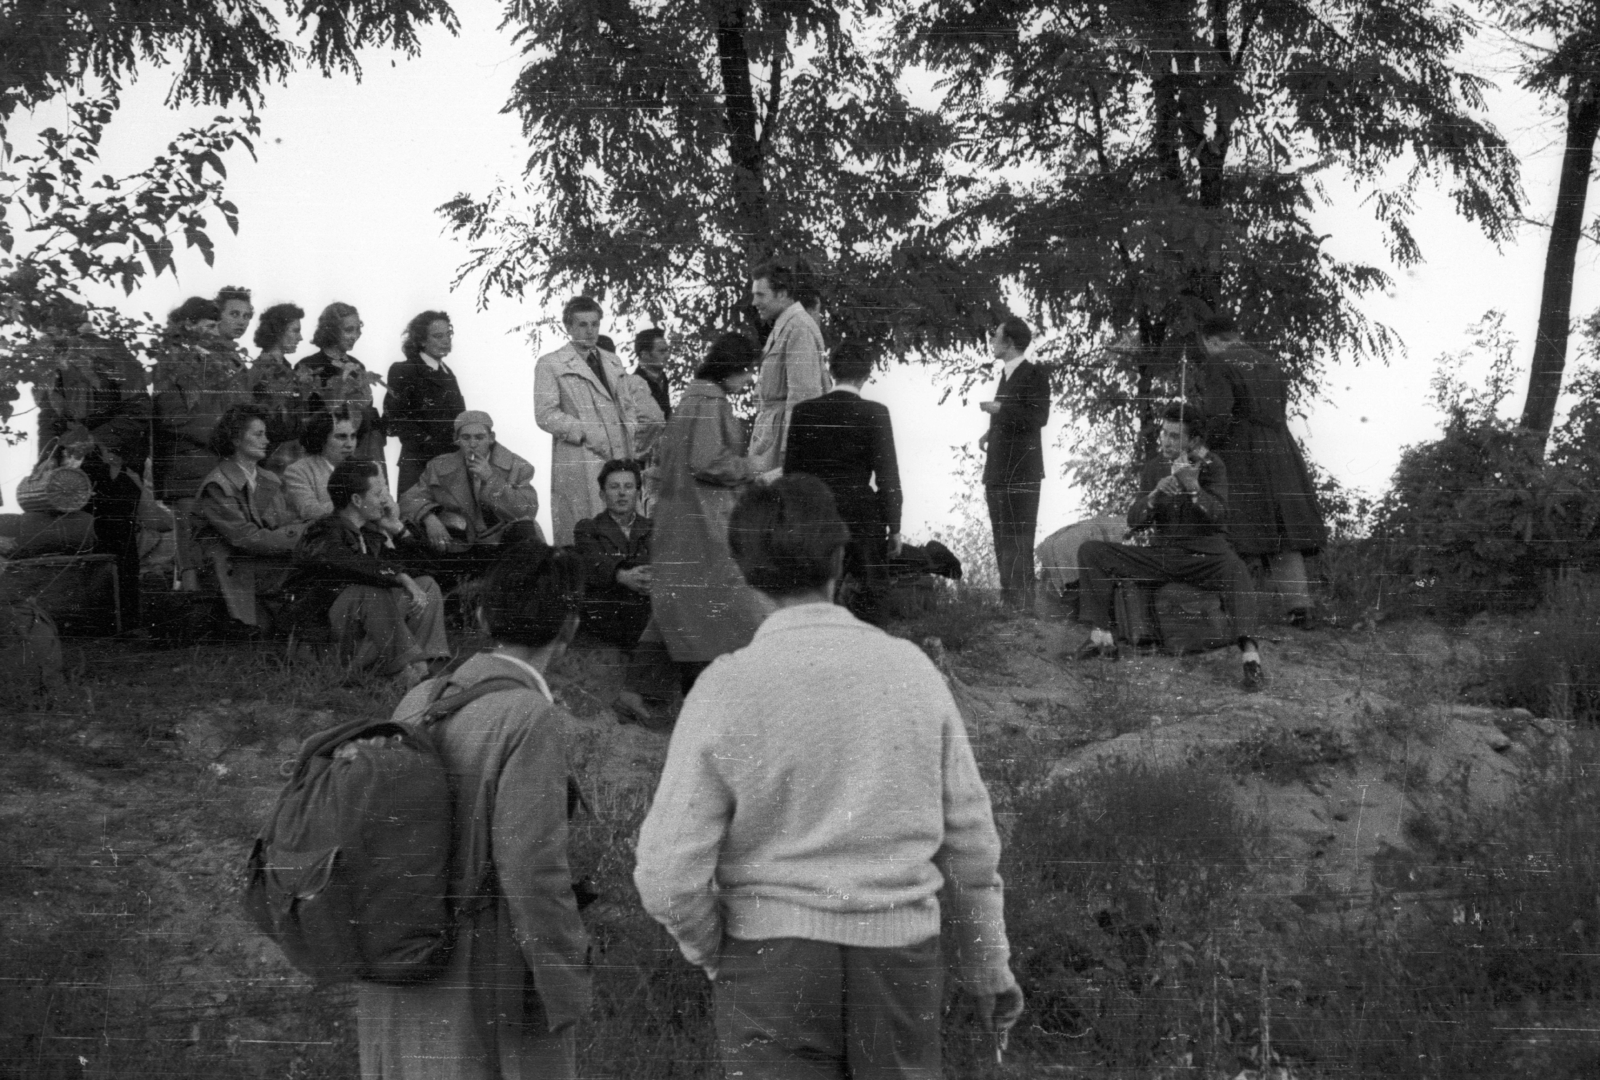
[16,439,93,516]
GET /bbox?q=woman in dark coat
[1197,317,1328,623]
[296,301,385,471]
[251,302,310,474]
[386,310,466,493]
[648,333,774,683]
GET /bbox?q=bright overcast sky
[2,9,1596,544]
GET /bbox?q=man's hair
[1200,315,1240,339]
[694,332,759,383]
[210,402,269,458]
[597,458,643,492]
[995,315,1032,352]
[634,327,666,355]
[303,406,356,457]
[729,475,850,598]
[1161,401,1208,441]
[749,256,797,298]
[215,285,252,309]
[828,339,875,384]
[310,301,359,350]
[401,309,450,363]
[479,543,584,647]
[253,302,305,350]
[168,296,220,327]
[562,295,603,326]
[327,458,381,511]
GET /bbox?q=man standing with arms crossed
[535,296,638,545]
[746,258,829,475]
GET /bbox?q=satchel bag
[17,440,92,516]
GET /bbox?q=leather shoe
[1241,659,1265,691]
[1073,638,1120,662]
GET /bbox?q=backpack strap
[415,676,527,729]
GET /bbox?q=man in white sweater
[634,475,1024,1077]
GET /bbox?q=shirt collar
[1002,355,1027,379]
[487,651,554,703]
[420,353,442,372]
[832,383,861,397]
[752,600,856,640]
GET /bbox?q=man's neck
[834,381,863,395]
[337,506,366,532]
[608,509,638,530]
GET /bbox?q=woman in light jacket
[648,332,774,689]
[358,543,592,1080]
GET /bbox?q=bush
[888,582,1006,653]
[996,758,1259,1072]
[1491,573,1600,724]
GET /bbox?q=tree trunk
[1520,80,1600,441]
[715,2,769,267]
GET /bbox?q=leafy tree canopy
[442,0,999,355]
[902,0,1523,480]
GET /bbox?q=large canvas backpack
[242,676,525,985]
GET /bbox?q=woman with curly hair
[250,301,310,473]
[193,402,307,629]
[386,310,465,493]
[295,301,385,474]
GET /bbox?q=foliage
[0,0,458,120]
[444,0,993,351]
[924,443,998,592]
[997,757,1258,1070]
[0,1,461,439]
[1491,573,1600,724]
[902,0,1522,453]
[1374,311,1600,616]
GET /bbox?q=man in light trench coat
[534,296,639,545]
[746,257,829,475]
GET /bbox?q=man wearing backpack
[356,544,592,1080]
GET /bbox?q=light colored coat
[533,343,637,545]
[194,459,306,626]
[650,380,774,662]
[746,302,829,473]
[398,444,540,548]
[281,454,335,521]
[356,652,592,1080]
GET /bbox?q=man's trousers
[986,481,1041,611]
[329,576,449,675]
[1076,539,1258,640]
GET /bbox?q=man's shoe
[1241,659,1265,691]
[1074,638,1120,662]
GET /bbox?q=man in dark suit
[979,315,1050,612]
[1074,403,1263,689]
[784,340,903,624]
[572,459,654,647]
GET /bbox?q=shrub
[1490,573,1600,723]
[995,758,1258,1071]
[888,582,1006,653]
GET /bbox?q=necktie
[583,349,610,395]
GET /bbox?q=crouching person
[358,543,592,1079]
[634,475,1024,1078]
[294,459,449,688]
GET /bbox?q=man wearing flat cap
[399,411,543,573]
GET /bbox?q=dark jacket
[294,351,385,464]
[1127,452,1233,555]
[35,332,151,468]
[636,366,672,421]
[293,513,414,616]
[1197,343,1327,555]
[784,389,903,537]
[385,356,466,471]
[250,353,312,473]
[152,334,250,501]
[983,359,1050,486]
[572,511,653,647]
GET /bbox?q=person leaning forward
[1074,402,1265,690]
[533,296,637,545]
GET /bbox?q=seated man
[572,459,653,647]
[398,409,542,581]
[1074,403,1263,690]
[295,459,449,688]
